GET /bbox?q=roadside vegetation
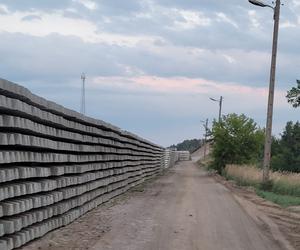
[286,79,300,108]
[209,113,264,174]
[207,112,300,207]
[225,164,300,207]
[271,121,300,173]
[169,138,202,153]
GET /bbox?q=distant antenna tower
[80,73,86,115]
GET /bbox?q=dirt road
[90,161,281,250]
[22,160,285,250]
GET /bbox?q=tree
[211,114,264,173]
[169,139,202,153]
[286,80,300,108]
[271,121,300,173]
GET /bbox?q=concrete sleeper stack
[0,78,164,250]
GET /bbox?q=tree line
[169,139,202,153]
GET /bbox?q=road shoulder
[213,173,300,250]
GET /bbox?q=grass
[225,164,261,188]
[256,190,300,207]
[197,154,213,170]
[225,164,300,207]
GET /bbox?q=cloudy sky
[0,0,299,146]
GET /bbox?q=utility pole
[263,0,281,184]
[201,119,209,159]
[219,96,223,123]
[210,96,223,122]
[81,73,86,115]
[249,0,281,184]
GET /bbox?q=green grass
[229,174,300,207]
[256,189,300,207]
[228,173,300,207]
[224,165,300,207]
[271,180,300,197]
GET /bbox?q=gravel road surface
[90,161,281,250]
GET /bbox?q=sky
[0,0,299,147]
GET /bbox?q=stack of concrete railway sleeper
[0,79,164,250]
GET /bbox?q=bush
[210,114,264,173]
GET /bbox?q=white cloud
[72,0,97,10]
[222,54,236,64]
[0,10,160,46]
[170,9,211,30]
[280,21,297,28]
[248,10,261,28]
[292,0,300,7]
[0,4,9,14]
[216,12,239,28]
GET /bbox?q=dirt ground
[214,174,300,250]
[19,157,298,250]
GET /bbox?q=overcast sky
[0,0,299,146]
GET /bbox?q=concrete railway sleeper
[0,80,167,250]
[0,96,160,153]
[0,160,161,184]
[0,79,159,150]
[0,164,161,217]
[0,114,162,155]
[0,170,160,250]
[0,167,160,235]
[0,85,158,151]
[0,163,161,202]
[0,151,161,164]
[0,132,160,157]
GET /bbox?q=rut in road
[91,161,282,250]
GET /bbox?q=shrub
[210,114,264,173]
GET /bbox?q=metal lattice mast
[80,73,86,115]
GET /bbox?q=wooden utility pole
[248,0,281,184]
[203,118,209,159]
[262,0,281,183]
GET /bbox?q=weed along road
[90,161,282,250]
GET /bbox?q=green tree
[286,80,300,108]
[271,121,300,173]
[211,113,264,173]
[169,139,202,153]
